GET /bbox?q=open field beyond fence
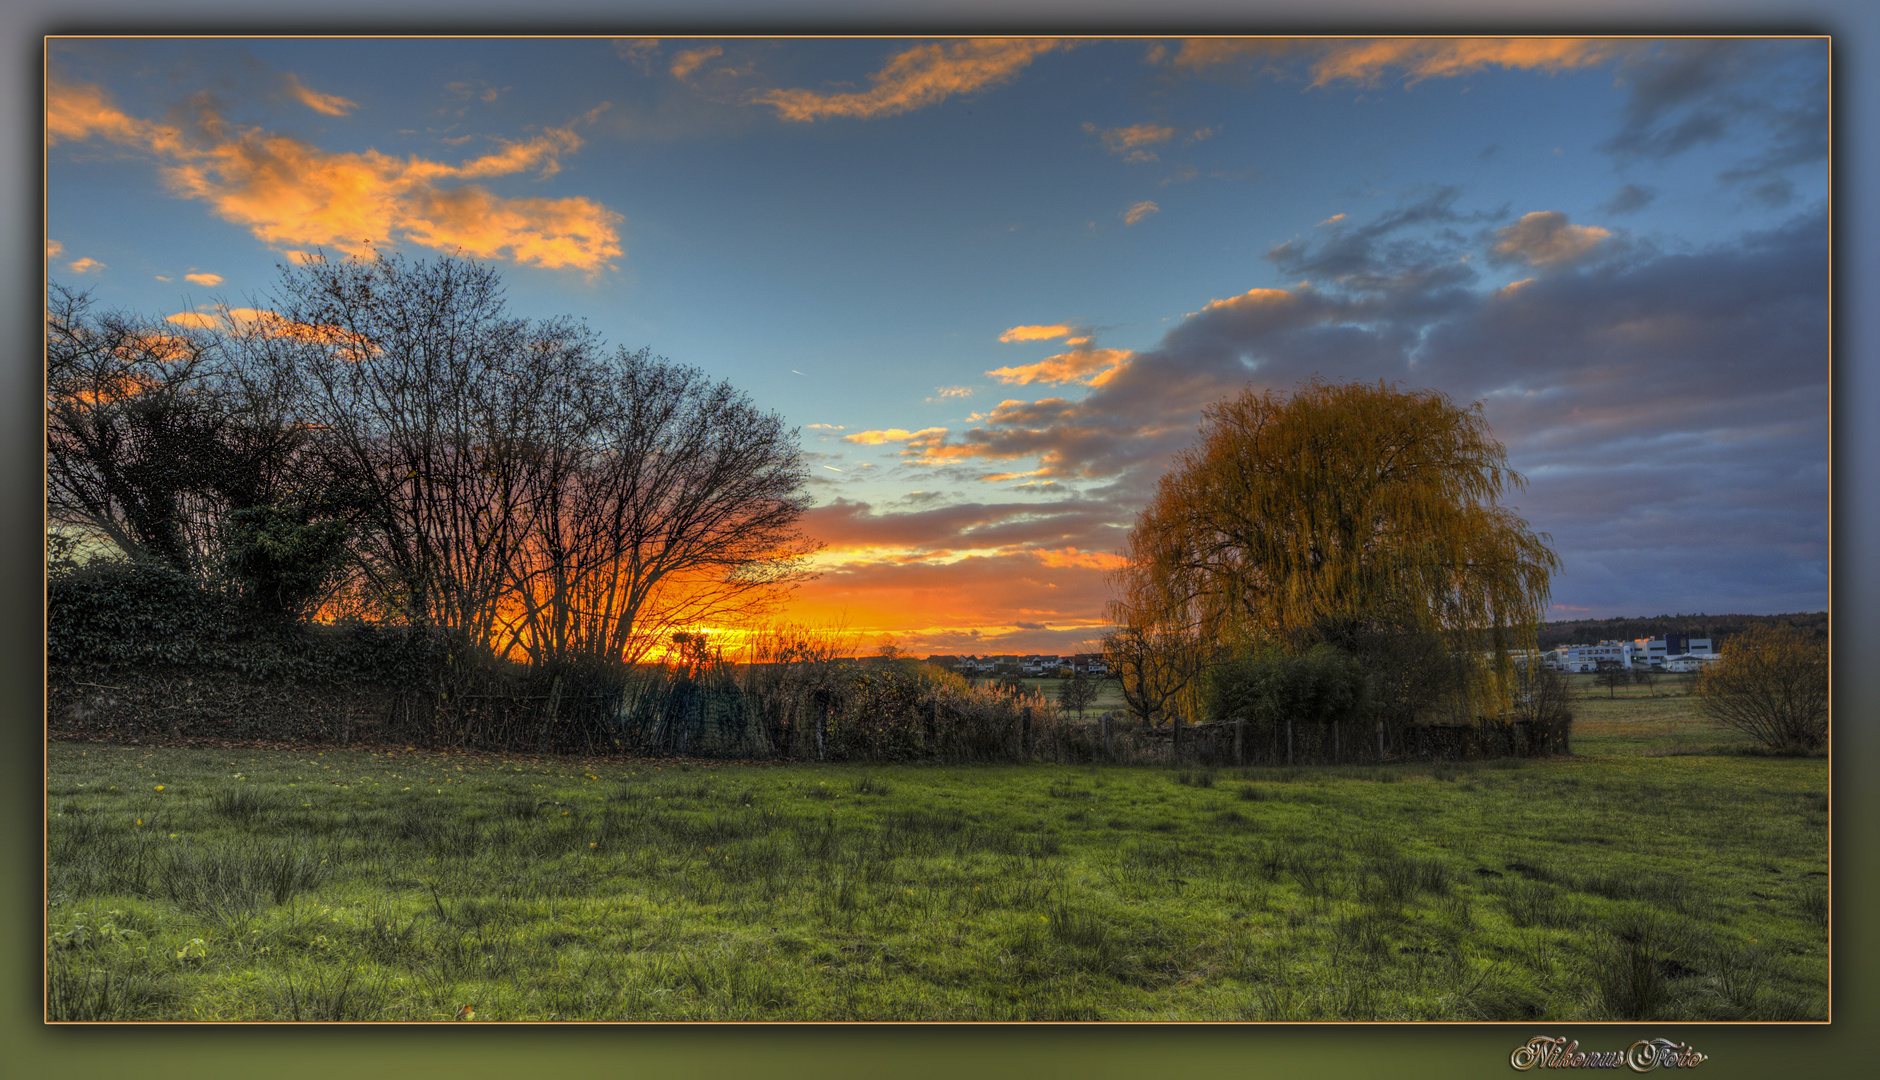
[45,684,1827,1022]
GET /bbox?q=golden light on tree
[1113,378,1559,721]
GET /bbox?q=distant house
[1664,653,1720,673]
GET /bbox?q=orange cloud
[1196,286,1302,316]
[615,39,662,73]
[1310,39,1624,87]
[1494,277,1537,298]
[987,347,1132,387]
[48,76,622,272]
[1122,200,1159,226]
[164,311,218,329]
[68,257,105,274]
[999,324,1075,343]
[844,427,949,446]
[1491,211,1611,265]
[283,73,358,116]
[1157,38,1304,72]
[1034,547,1128,570]
[751,39,1064,122]
[216,306,379,358]
[47,239,63,259]
[184,272,222,286]
[670,46,723,81]
[1084,121,1176,161]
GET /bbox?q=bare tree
[1595,665,1629,699]
[47,285,328,589]
[53,252,818,672]
[245,252,610,645]
[1101,620,1205,730]
[1631,663,1660,697]
[1696,626,1828,750]
[47,285,233,574]
[1057,667,1100,721]
[1508,660,1574,753]
[501,348,820,668]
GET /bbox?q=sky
[44,35,1830,657]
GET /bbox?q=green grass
[45,707,1828,1021]
[1564,673,1776,757]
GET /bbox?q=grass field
[44,683,1828,1022]
[962,674,1131,715]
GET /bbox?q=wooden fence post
[1234,719,1244,767]
[1286,719,1294,767]
[1376,720,1385,761]
[1102,713,1113,757]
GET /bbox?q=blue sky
[46,36,1830,653]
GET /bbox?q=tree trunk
[1234,719,1244,767]
[1286,719,1294,766]
[815,691,827,763]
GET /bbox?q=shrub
[1206,644,1371,729]
[1695,625,1828,750]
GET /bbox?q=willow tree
[1114,379,1558,721]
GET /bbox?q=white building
[1630,634,1716,668]
[1553,641,1636,673]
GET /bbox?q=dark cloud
[1600,40,1827,198]
[1602,40,1748,160]
[1264,185,1505,284]
[1597,183,1657,216]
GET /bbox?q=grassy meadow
[45,679,1828,1022]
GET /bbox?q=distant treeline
[1536,612,1827,651]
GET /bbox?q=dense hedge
[49,558,448,685]
[49,558,456,747]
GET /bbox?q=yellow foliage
[1113,379,1559,717]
